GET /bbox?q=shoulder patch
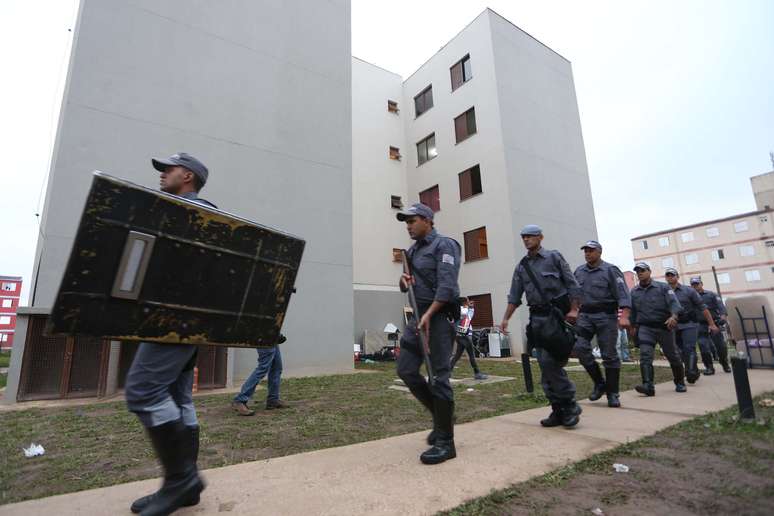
[442,254,455,265]
[616,277,625,284]
[668,290,676,296]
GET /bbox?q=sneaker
[473,372,489,380]
[231,401,255,416]
[266,399,289,410]
[675,383,687,393]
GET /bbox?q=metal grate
[196,345,227,389]
[17,316,66,401]
[68,336,105,397]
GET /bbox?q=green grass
[0,359,669,506]
[0,351,10,369]
[443,392,774,515]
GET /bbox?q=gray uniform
[573,261,631,370]
[671,284,707,380]
[630,280,683,369]
[508,248,581,405]
[125,192,216,429]
[398,229,461,403]
[697,288,728,365]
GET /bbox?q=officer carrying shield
[396,203,461,465]
[664,268,719,384]
[690,276,730,374]
[499,225,583,428]
[125,152,215,515]
[573,240,631,408]
[630,262,686,395]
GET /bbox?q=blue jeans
[617,329,631,361]
[234,347,282,403]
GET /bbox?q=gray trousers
[397,310,455,402]
[125,342,198,428]
[574,312,621,369]
[535,347,576,404]
[636,326,682,367]
[675,324,699,361]
[697,324,723,355]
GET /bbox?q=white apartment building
[352,9,597,349]
[631,171,774,310]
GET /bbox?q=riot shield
[47,172,304,348]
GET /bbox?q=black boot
[131,425,201,513]
[671,362,687,393]
[585,362,606,402]
[686,352,700,384]
[718,344,731,373]
[407,383,437,445]
[137,419,204,516]
[420,400,456,465]
[701,352,715,375]
[605,368,621,408]
[540,403,563,427]
[560,401,582,428]
[635,362,655,396]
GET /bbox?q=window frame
[745,270,761,282]
[454,107,477,144]
[681,232,694,243]
[738,245,756,257]
[661,257,675,269]
[387,100,399,114]
[418,184,440,213]
[389,146,401,161]
[413,85,434,118]
[450,54,473,91]
[706,227,720,238]
[641,240,649,250]
[390,195,403,209]
[717,272,731,284]
[416,133,437,166]
[0,316,11,325]
[658,236,670,248]
[734,221,749,233]
[463,226,489,262]
[684,253,699,265]
[458,164,483,201]
[1,299,12,308]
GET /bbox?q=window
[454,107,477,143]
[463,227,489,262]
[390,195,403,209]
[392,248,403,263]
[0,316,10,325]
[467,293,493,328]
[684,254,698,265]
[681,232,694,243]
[1,299,11,308]
[717,272,731,284]
[1,283,16,292]
[745,270,761,282]
[389,146,401,161]
[387,100,399,114]
[419,185,440,212]
[767,241,774,248]
[706,227,720,238]
[661,257,674,269]
[416,133,437,165]
[739,245,755,257]
[734,221,749,232]
[760,216,769,223]
[658,236,670,247]
[414,85,433,117]
[450,54,472,91]
[0,334,7,342]
[641,240,649,250]
[712,249,725,261]
[458,165,483,201]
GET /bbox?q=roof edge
[630,208,772,241]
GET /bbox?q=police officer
[573,240,631,408]
[126,153,215,515]
[396,203,461,465]
[499,225,583,428]
[630,262,686,395]
[690,277,731,374]
[664,268,719,384]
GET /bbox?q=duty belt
[579,303,617,314]
[638,321,668,329]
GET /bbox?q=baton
[401,250,435,386]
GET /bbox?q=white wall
[30,0,353,379]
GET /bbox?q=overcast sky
[2,1,773,304]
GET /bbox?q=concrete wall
[29,0,353,382]
[751,170,774,211]
[353,289,406,346]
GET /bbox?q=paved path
[3,369,773,516]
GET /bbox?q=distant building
[0,276,22,350]
[631,170,774,308]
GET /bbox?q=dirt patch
[446,395,774,516]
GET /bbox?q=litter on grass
[23,443,45,458]
[612,463,629,473]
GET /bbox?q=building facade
[0,276,22,350]
[631,170,774,309]
[352,9,597,349]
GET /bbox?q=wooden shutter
[468,294,493,329]
[451,62,463,90]
[420,185,440,212]
[454,113,467,143]
[459,169,473,200]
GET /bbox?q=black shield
[47,172,305,348]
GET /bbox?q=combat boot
[686,352,701,384]
[420,400,456,465]
[701,352,715,375]
[560,401,582,428]
[540,403,563,427]
[718,345,731,373]
[635,362,656,396]
[585,362,606,402]
[136,419,204,516]
[605,367,621,408]
[671,361,687,393]
[131,425,201,513]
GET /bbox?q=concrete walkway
[3,369,773,516]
